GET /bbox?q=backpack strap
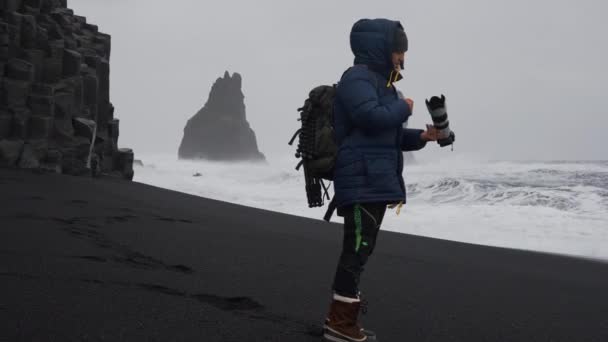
[323,198,337,222]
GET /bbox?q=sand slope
[1,169,607,341]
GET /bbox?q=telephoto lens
[425,95,455,148]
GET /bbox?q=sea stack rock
[178,71,265,162]
[0,0,134,180]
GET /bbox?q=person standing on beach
[323,18,438,342]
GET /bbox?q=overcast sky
[70,0,607,161]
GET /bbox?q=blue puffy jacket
[333,18,427,210]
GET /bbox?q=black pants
[332,202,387,298]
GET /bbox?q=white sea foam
[134,154,608,260]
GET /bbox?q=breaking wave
[134,155,608,260]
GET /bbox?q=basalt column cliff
[0,0,134,179]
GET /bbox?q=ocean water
[134,154,608,260]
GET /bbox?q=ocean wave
[407,174,607,213]
[133,154,608,259]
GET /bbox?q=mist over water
[134,155,608,260]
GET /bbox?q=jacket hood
[349,18,405,81]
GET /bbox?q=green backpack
[288,85,338,215]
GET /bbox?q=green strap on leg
[354,204,363,252]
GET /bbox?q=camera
[425,95,455,148]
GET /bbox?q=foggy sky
[70,0,607,161]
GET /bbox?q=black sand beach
[1,168,607,341]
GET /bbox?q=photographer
[323,18,438,342]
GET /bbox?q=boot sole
[323,326,376,342]
[323,325,378,339]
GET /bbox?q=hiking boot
[323,293,373,342]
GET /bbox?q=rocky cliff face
[178,71,265,162]
[0,0,134,179]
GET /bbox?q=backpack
[288,84,338,220]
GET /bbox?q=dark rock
[75,34,91,49]
[48,38,64,56]
[20,14,37,49]
[63,35,76,50]
[6,58,34,81]
[42,55,62,83]
[193,172,202,177]
[83,53,99,68]
[21,49,45,82]
[18,141,42,168]
[0,47,8,63]
[83,23,98,34]
[28,115,52,139]
[58,5,70,14]
[44,147,61,163]
[0,113,12,139]
[62,48,81,76]
[96,58,109,122]
[94,130,114,155]
[36,13,53,26]
[46,21,64,40]
[73,15,86,24]
[80,108,91,120]
[107,101,114,120]
[94,33,110,58]
[7,11,24,27]
[0,22,9,46]
[53,91,72,118]
[52,117,72,141]
[0,0,135,179]
[24,0,43,8]
[39,0,57,14]
[0,46,9,61]
[178,71,265,161]
[62,76,83,110]
[60,146,88,176]
[39,146,61,173]
[100,151,113,173]
[11,108,30,139]
[23,5,41,16]
[50,11,71,31]
[41,39,64,83]
[72,116,95,141]
[20,139,49,170]
[3,0,24,12]
[115,147,133,180]
[89,152,100,177]
[27,94,54,116]
[1,78,31,108]
[107,118,118,144]
[31,82,54,96]
[7,24,22,59]
[0,139,24,167]
[35,25,48,49]
[81,71,97,118]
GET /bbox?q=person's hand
[421,124,439,142]
[404,98,414,112]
